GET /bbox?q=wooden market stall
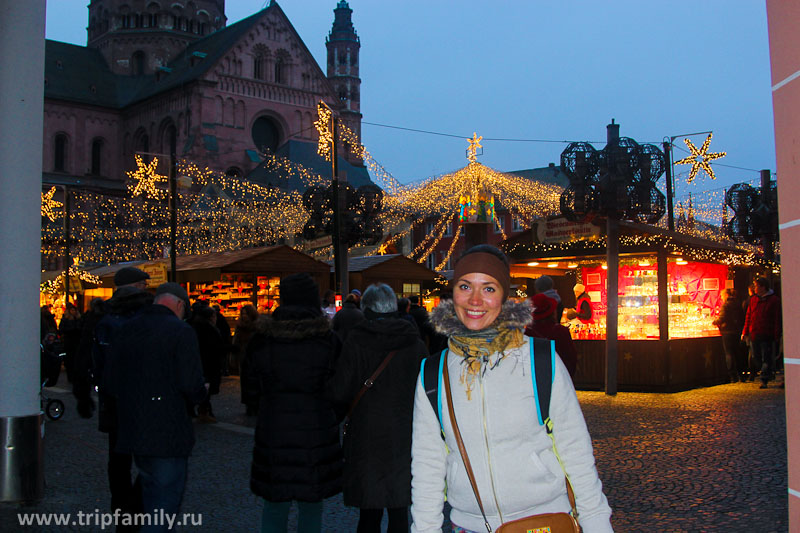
[95,246,332,319]
[502,217,765,392]
[338,254,440,297]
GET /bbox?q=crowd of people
[45,245,783,532]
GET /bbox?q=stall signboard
[142,262,168,288]
[535,217,602,244]
[68,277,82,293]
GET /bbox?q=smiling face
[453,272,504,331]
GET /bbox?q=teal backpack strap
[530,337,555,428]
[529,336,579,519]
[422,349,447,436]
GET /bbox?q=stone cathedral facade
[42,0,370,194]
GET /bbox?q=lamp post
[663,131,715,231]
[316,101,349,297]
[131,151,178,281]
[42,184,72,305]
[560,120,666,395]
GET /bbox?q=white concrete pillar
[0,0,46,502]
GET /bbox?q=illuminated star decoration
[314,102,334,161]
[674,133,726,183]
[41,186,63,221]
[467,132,483,163]
[127,154,167,199]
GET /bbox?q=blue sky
[45,0,776,197]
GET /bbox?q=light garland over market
[40,259,102,294]
[41,101,762,277]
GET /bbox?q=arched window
[251,116,281,153]
[162,124,177,155]
[132,51,145,75]
[274,57,285,84]
[225,167,242,178]
[134,129,149,154]
[91,138,103,175]
[54,134,68,172]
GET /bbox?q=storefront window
[570,258,725,340]
[188,273,281,319]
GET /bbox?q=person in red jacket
[741,277,782,388]
[525,293,578,379]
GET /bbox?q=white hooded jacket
[410,331,613,532]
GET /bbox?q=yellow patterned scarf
[448,327,525,400]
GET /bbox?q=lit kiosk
[504,217,761,392]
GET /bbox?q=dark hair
[193,305,215,322]
[409,295,420,305]
[724,288,736,299]
[398,297,410,313]
[755,277,770,290]
[322,289,335,305]
[459,244,509,268]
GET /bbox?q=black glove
[76,397,95,419]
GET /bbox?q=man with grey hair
[109,282,208,528]
[329,283,428,532]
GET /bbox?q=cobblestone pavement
[0,373,787,532]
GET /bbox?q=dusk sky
[45,0,776,200]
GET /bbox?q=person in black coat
[191,305,224,422]
[409,295,437,352]
[59,303,83,382]
[332,293,365,343]
[247,273,342,533]
[328,283,428,533]
[713,288,747,382]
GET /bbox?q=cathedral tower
[86,0,227,75]
[326,1,362,150]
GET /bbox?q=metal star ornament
[41,186,62,221]
[467,133,483,163]
[127,154,167,198]
[674,133,726,183]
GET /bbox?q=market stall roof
[94,246,332,286]
[501,217,752,266]
[328,254,440,279]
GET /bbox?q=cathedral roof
[44,40,130,107]
[246,139,373,191]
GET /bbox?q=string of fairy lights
[41,102,773,291]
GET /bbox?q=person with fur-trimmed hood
[410,245,612,533]
[247,273,342,533]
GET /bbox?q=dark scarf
[430,299,532,399]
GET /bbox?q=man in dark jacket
[742,277,782,388]
[409,295,437,352]
[332,293,365,342]
[109,282,208,526]
[73,266,153,525]
[713,288,746,382]
[328,283,427,533]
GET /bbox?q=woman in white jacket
[410,245,613,533]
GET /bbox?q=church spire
[326,1,362,161]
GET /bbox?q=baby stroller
[41,382,65,421]
[40,333,64,387]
